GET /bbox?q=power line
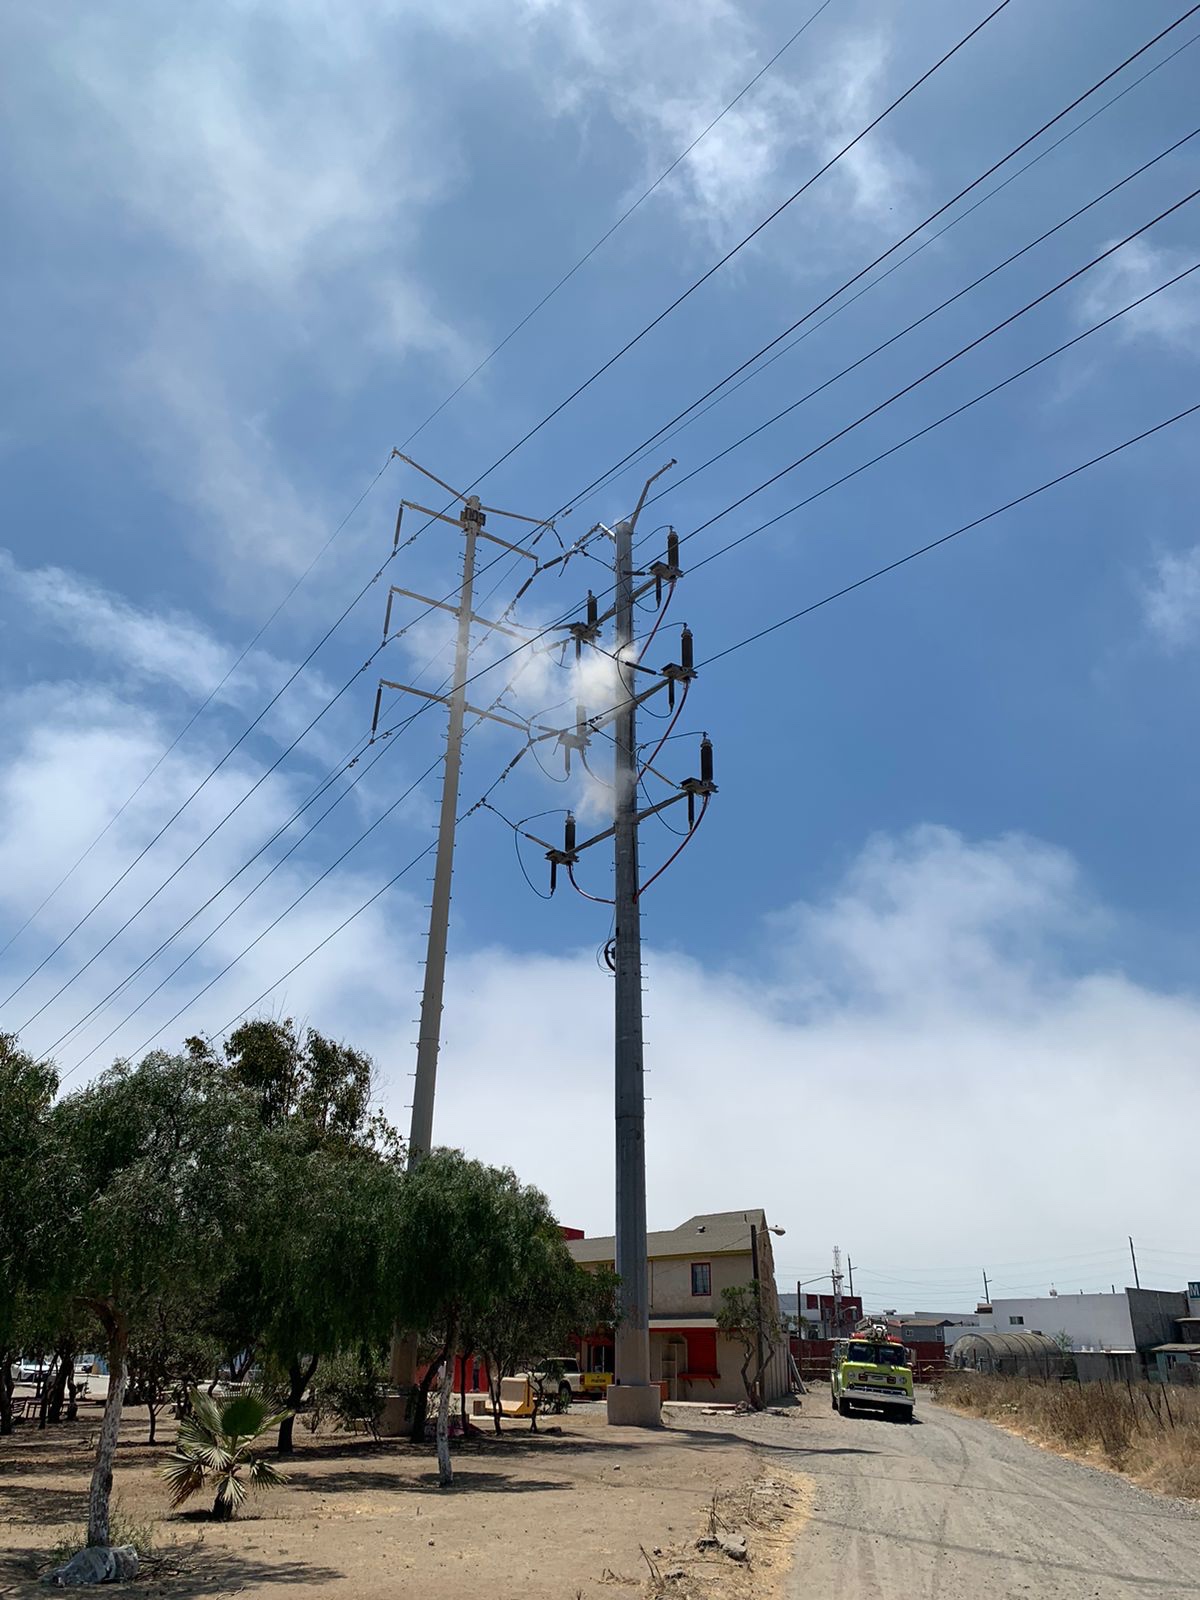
[565,2,1200,520]
[679,257,1200,586]
[0,452,396,964]
[672,185,1200,557]
[636,128,1200,517]
[399,0,840,452]
[702,400,1200,670]
[469,0,1016,489]
[578,29,1200,518]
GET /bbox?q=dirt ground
[0,1397,810,1599]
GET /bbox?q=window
[691,1262,712,1297]
[1009,1315,1025,1326]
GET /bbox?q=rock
[43,1545,139,1586]
[695,1535,718,1552]
[664,1568,686,1582]
[717,1532,748,1562]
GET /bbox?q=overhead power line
[470,0,1015,490]
[567,1,1200,520]
[0,453,396,965]
[636,128,1200,516]
[399,0,840,452]
[701,400,1200,669]
[579,28,1200,515]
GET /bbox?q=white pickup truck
[530,1357,585,1401]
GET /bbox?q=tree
[472,1244,617,1435]
[0,1035,59,1436]
[196,1018,402,1454]
[50,1051,268,1547]
[717,1282,785,1410]
[126,1293,221,1444]
[387,1151,571,1484]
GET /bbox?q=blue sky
[2,0,1199,1308]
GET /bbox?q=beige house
[566,1209,790,1405]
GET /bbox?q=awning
[649,1315,718,1331]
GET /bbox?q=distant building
[566,1210,789,1404]
[973,1288,1188,1357]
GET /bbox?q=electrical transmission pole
[522,462,716,1426]
[373,456,549,1431]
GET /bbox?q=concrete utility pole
[981,1268,991,1304]
[1129,1236,1140,1290]
[372,458,548,1428]
[608,470,668,1428]
[532,461,715,1428]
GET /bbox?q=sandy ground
[0,1396,810,1599]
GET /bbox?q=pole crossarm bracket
[383,585,535,643]
[371,678,530,739]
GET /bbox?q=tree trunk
[486,1362,503,1435]
[47,1351,72,1425]
[409,1356,439,1445]
[0,1351,14,1436]
[38,1356,58,1429]
[277,1355,317,1456]
[459,1349,469,1432]
[87,1310,129,1548]
[436,1315,458,1489]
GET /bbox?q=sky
[2,0,1199,1313]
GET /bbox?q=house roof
[1152,1343,1200,1354]
[566,1209,767,1265]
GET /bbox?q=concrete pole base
[375,1391,412,1437]
[606,1385,662,1427]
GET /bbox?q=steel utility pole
[373,457,548,1430]
[609,470,668,1427]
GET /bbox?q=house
[565,1209,789,1404]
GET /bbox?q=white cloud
[1142,544,1200,650]
[1078,238,1200,354]
[519,0,919,247]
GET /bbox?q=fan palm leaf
[159,1388,291,1519]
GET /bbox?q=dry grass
[935,1372,1200,1499]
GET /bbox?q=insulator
[550,860,558,894]
[655,573,663,606]
[564,742,572,776]
[369,684,384,743]
[687,791,696,827]
[565,813,576,853]
[667,677,676,710]
[576,703,587,738]
[700,735,714,784]
[587,590,598,627]
[667,529,679,569]
[392,502,404,550]
[681,625,694,674]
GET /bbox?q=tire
[837,1396,851,1417]
[830,1388,838,1411]
[558,1381,572,1402]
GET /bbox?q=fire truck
[830,1319,915,1420]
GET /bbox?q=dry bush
[934,1372,1200,1498]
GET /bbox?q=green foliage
[0,1035,60,1358]
[717,1281,785,1409]
[311,1345,390,1439]
[160,1390,290,1519]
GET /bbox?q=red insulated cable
[636,793,710,900]
[637,678,689,782]
[637,577,676,664]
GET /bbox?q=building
[565,1209,789,1405]
[971,1288,1189,1359]
[951,1331,1071,1379]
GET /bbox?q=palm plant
[160,1391,291,1520]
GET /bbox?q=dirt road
[777,1391,1200,1598]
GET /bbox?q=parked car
[12,1356,46,1385]
[530,1357,585,1401]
